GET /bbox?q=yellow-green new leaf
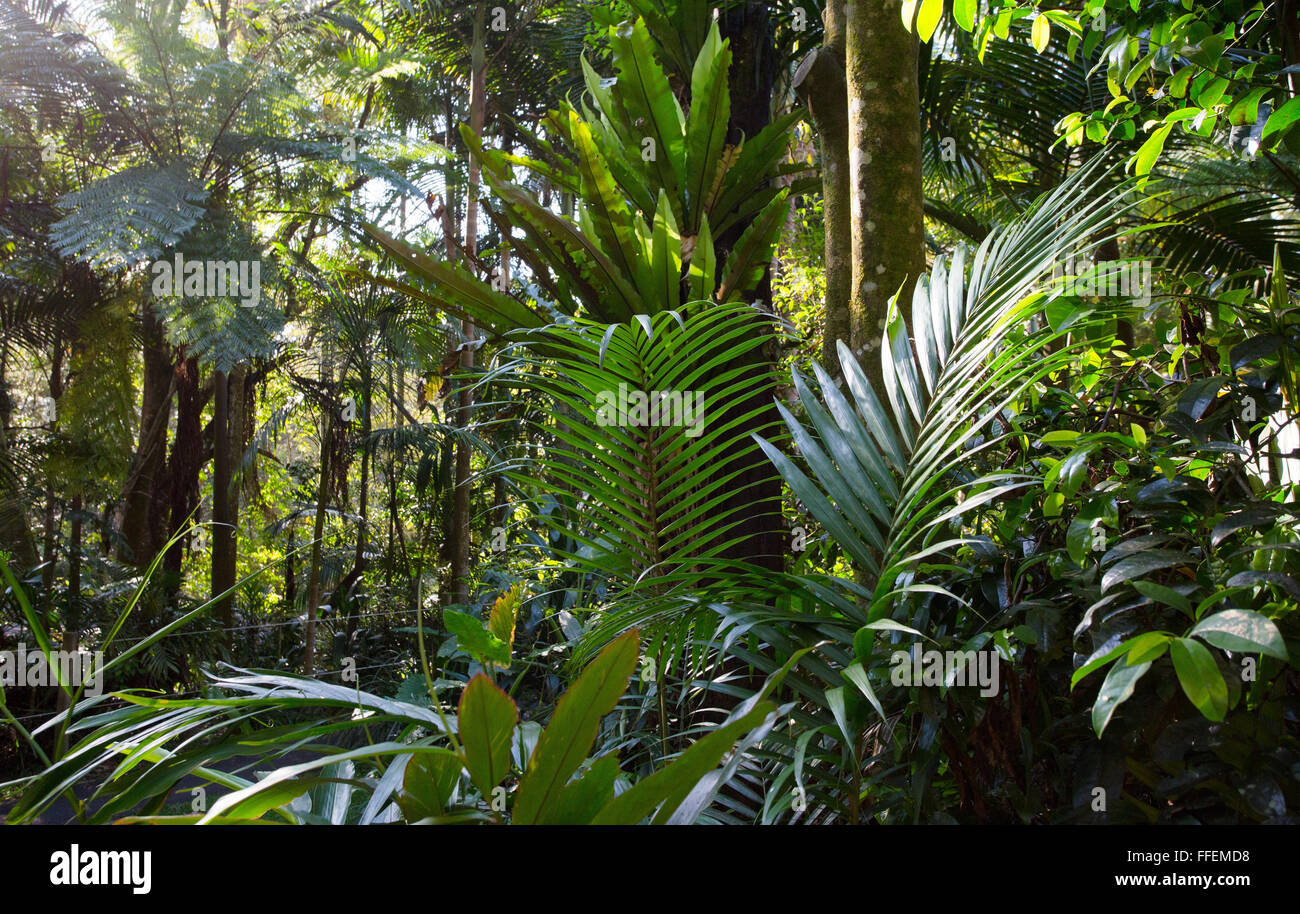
[687,215,717,303]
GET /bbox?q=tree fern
[50,164,207,269]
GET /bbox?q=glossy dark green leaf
[1170,638,1228,722]
[1189,609,1288,660]
[1092,659,1152,736]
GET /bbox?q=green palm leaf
[758,158,1138,624]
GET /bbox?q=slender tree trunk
[163,355,203,590]
[438,81,461,609]
[41,488,56,592]
[794,1,852,369]
[41,342,64,593]
[845,0,927,393]
[211,369,235,628]
[346,376,371,644]
[1281,0,1300,95]
[56,494,81,712]
[450,5,488,606]
[1097,236,1133,350]
[303,395,333,676]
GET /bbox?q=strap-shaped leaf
[717,190,789,301]
[683,22,731,231]
[571,111,643,284]
[610,18,685,221]
[513,629,640,824]
[687,214,717,303]
[361,225,543,334]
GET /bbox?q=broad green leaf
[540,752,621,825]
[590,701,775,824]
[1125,631,1172,665]
[687,215,717,302]
[399,749,464,821]
[361,224,543,334]
[1170,638,1228,721]
[1039,430,1079,446]
[1101,548,1188,593]
[1189,609,1288,660]
[1227,87,1269,126]
[487,585,521,670]
[1072,635,1142,689]
[571,112,642,283]
[514,629,640,823]
[917,0,944,43]
[842,663,886,722]
[953,0,977,32]
[684,22,731,230]
[1132,123,1173,176]
[1032,14,1051,52]
[458,674,518,800]
[1262,95,1300,143]
[610,18,685,214]
[1091,659,1151,736]
[444,610,510,667]
[1131,580,1192,615]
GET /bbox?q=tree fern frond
[50,164,206,269]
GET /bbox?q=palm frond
[760,157,1136,620]
[483,300,787,664]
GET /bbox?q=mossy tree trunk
[845,0,927,394]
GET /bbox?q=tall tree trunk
[41,341,65,593]
[345,375,371,644]
[1281,0,1300,95]
[711,1,785,574]
[211,369,235,628]
[450,5,488,606]
[284,526,296,612]
[56,494,81,713]
[119,304,173,566]
[163,355,203,592]
[438,81,460,609]
[794,1,852,368]
[303,394,333,676]
[845,0,927,394]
